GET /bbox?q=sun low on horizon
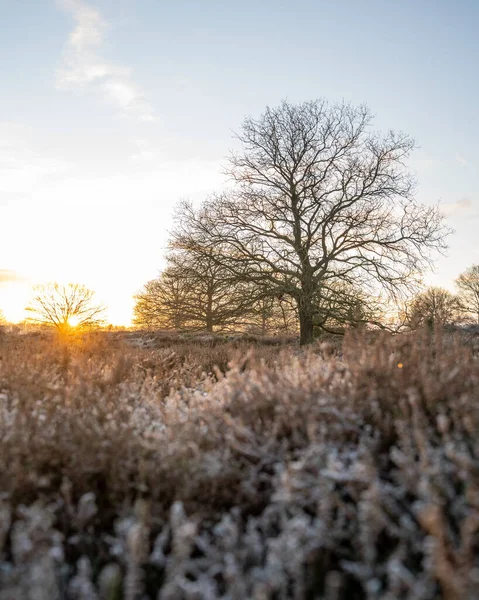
[0,276,137,327]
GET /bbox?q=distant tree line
[134,98,456,344]
[133,252,298,335]
[12,101,474,341]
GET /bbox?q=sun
[67,315,82,328]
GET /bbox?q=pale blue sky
[0,0,478,323]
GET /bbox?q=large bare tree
[26,283,106,333]
[456,264,479,324]
[174,100,449,344]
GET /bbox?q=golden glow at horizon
[0,280,135,327]
[0,283,31,324]
[67,315,82,328]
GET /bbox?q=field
[0,329,478,599]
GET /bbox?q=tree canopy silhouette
[456,264,479,324]
[26,283,106,333]
[406,287,462,330]
[173,99,450,344]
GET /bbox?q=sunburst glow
[67,315,82,328]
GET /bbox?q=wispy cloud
[0,269,24,286]
[455,153,469,167]
[56,0,156,121]
[441,197,473,217]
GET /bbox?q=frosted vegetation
[0,328,478,599]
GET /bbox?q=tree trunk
[298,303,314,346]
[205,313,213,333]
[261,300,267,336]
[298,270,315,345]
[206,289,214,332]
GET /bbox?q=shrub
[0,329,478,598]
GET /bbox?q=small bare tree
[406,287,462,329]
[456,264,479,324]
[26,283,106,333]
[311,281,388,333]
[168,248,260,333]
[174,100,450,344]
[135,249,259,333]
[133,269,190,330]
[247,294,298,335]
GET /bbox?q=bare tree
[247,294,298,335]
[174,100,449,344]
[456,264,479,324]
[133,269,190,330]
[406,287,462,329]
[135,247,258,333]
[25,283,106,333]
[312,281,388,333]
[166,247,258,332]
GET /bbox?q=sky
[0,0,478,324]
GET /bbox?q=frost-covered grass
[0,329,478,599]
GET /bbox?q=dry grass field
[0,329,478,599]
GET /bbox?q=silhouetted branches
[25,283,106,333]
[171,100,450,344]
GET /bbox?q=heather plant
[0,328,478,599]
